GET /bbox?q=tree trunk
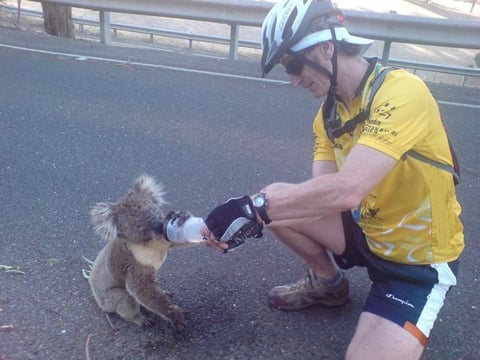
[471,0,477,13]
[41,2,75,38]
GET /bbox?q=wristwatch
[253,193,272,225]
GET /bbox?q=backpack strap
[404,126,460,185]
[325,64,460,184]
[371,70,460,184]
[372,70,460,184]
[327,66,395,140]
[403,148,459,185]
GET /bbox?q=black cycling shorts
[333,211,459,346]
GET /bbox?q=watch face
[254,195,265,207]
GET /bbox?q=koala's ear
[133,175,167,205]
[90,202,117,241]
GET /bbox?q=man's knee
[268,215,346,255]
[346,312,424,360]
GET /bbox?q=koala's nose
[151,218,164,235]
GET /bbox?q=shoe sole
[269,296,350,311]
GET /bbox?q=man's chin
[309,88,326,99]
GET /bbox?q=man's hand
[205,195,257,238]
[204,195,263,252]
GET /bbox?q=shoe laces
[289,270,317,291]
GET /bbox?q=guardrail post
[99,10,111,45]
[381,40,392,66]
[229,24,239,60]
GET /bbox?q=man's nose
[289,74,302,87]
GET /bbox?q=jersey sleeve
[357,71,434,160]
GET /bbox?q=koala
[85,175,198,329]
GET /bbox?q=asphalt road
[1,27,479,360]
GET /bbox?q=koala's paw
[168,305,186,330]
[165,210,191,227]
[131,313,155,327]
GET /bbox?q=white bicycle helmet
[260,0,371,76]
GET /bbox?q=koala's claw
[142,316,156,327]
[168,305,186,330]
[165,210,191,227]
[131,313,154,327]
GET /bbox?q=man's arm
[312,159,337,178]
[263,144,397,222]
[261,160,337,228]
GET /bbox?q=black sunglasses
[284,50,332,79]
[284,51,309,76]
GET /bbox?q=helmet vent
[270,17,277,41]
[282,8,297,40]
[261,27,269,52]
[263,38,269,54]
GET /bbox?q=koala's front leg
[165,210,191,227]
[125,271,186,329]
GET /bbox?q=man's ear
[320,41,334,59]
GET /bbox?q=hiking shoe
[269,269,350,310]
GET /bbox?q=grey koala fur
[87,175,199,328]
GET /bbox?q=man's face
[280,45,332,99]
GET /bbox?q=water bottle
[165,216,206,244]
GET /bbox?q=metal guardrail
[29,0,272,59]
[2,6,260,49]
[30,0,272,26]
[8,1,480,84]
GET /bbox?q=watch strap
[255,193,272,225]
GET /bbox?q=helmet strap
[323,26,339,141]
[328,25,338,96]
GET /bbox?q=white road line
[0,43,285,84]
[2,42,480,109]
[435,100,480,109]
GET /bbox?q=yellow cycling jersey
[313,63,464,265]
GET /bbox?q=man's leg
[267,214,350,310]
[347,312,424,360]
[343,232,458,360]
[269,213,346,278]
